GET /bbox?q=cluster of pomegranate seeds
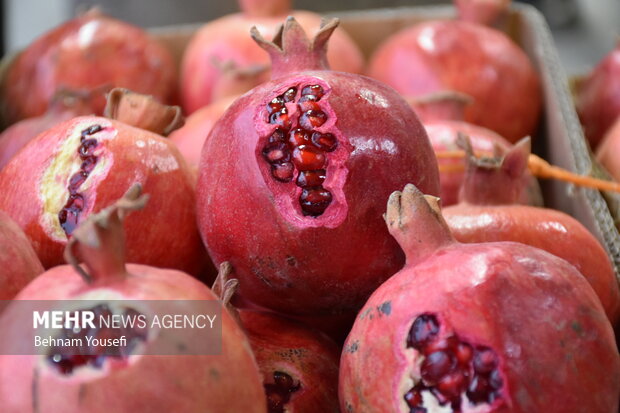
[264,371,301,413]
[262,84,338,217]
[58,124,103,235]
[404,313,504,412]
[47,304,147,375]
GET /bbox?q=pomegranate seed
[421,351,455,385]
[430,387,450,406]
[292,145,326,171]
[68,172,87,192]
[267,97,285,114]
[263,142,290,163]
[473,346,498,374]
[299,110,327,129]
[425,335,459,354]
[455,342,473,365]
[273,371,296,389]
[271,162,294,182]
[283,87,297,102]
[81,124,102,138]
[288,128,309,147]
[407,313,440,350]
[264,371,300,413]
[489,369,503,390]
[404,387,424,407]
[311,132,338,152]
[81,156,98,174]
[301,84,324,100]
[436,371,467,399]
[298,98,321,113]
[268,129,286,143]
[79,139,98,157]
[467,374,492,404]
[269,109,292,130]
[296,170,326,188]
[300,187,332,216]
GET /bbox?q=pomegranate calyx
[64,183,148,283]
[104,88,184,136]
[250,17,338,79]
[385,184,454,266]
[457,134,530,205]
[212,262,242,324]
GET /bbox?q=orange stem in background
[436,150,620,193]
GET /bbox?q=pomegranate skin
[455,0,511,26]
[340,185,620,413]
[240,310,341,413]
[0,211,43,299]
[0,115,206,275]
[198,76,438,316]
[0,192,266,413]
[596,116,620,181]
[169,95,238,169]
[576,45,620,148]
[1,11,176,125]
[180,5,364,114]
[368,20,542,143]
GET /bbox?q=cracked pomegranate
[0,186,266,413]
[196,18,439,316]
[180,0,363,113]
[339,184,620,412]
[443,137,620,324]
[0,89,208,277]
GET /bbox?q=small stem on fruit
[384,184,454,266]
[64,184,148,284]
[104,88,184,136]
[435,149,620,193]
[212,262,242,325]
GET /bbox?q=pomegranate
[443,137,620,324]
[426,121,541,207]
[0,9,177,126]
[575,43,620,148]
[212,262,341,413]
[368,20,542,143]
[596,115,620,182]
[0,87,105,171]
[454,0,511,26]
[0,89,208,277]
[0,186,267,413]
[0,210,43,300]
[196,18,440,316]
[340,184,620,412]
[169,95,238,169]
[406,91,471,124]
[180,0,364,113]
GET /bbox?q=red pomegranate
[454,0,511,26]
[213,263,341,413]
[368,20,542,143]
[0,187,266,413]
[1,9,177,126]
[0,89,208,277]
[575,43,620,148]
[0,210,43,299]
[196,18,440,317]
[169,95,238,169]
[180,0,364,113]
[0,88,104,171]
[340,184,620,412]
[443,137,620,324]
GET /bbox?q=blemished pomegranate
[0,211,43,300]
[0,89,208,277]
[575,43,620,148]
[180,0,364,113]
[0,9,177,126]
[0,88,104,171]
[444,137,620,324]
[426,121,541,207]
[340,184,620,412]
[0,186,267,413]
[196,18,440,316]
[368,20,542,143]
[454,0,511,26]
[213,262,341,413]
[169,95,238,169]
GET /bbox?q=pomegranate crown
[250,16,339,78]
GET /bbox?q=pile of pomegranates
[0,1,618,412]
